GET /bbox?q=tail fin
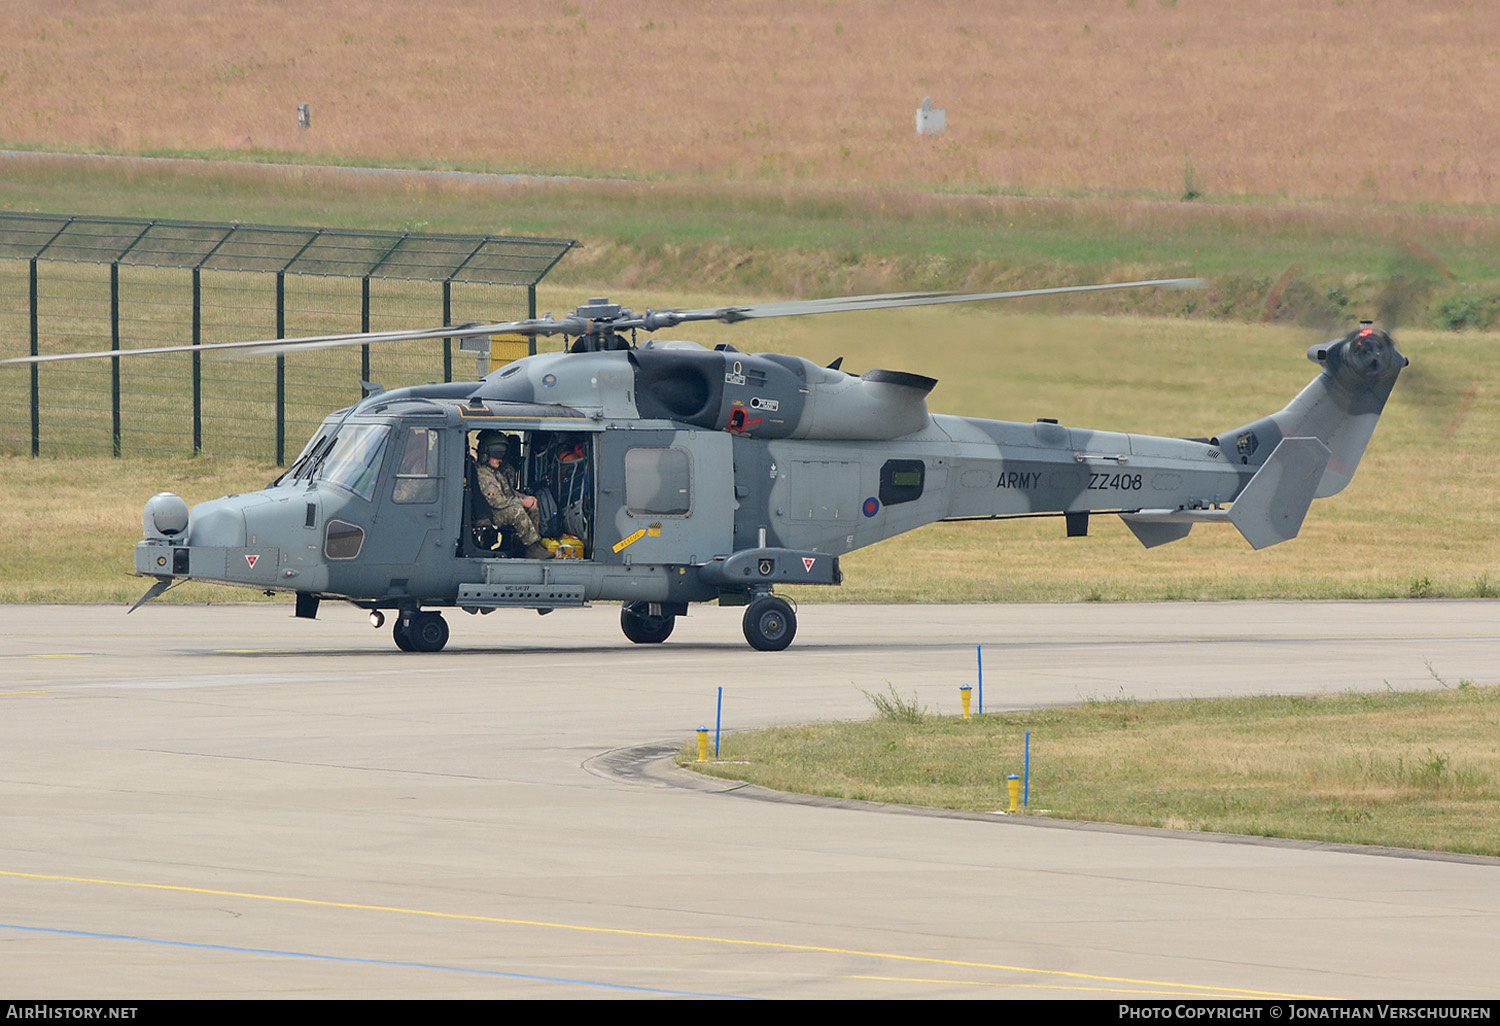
[1224,437,1332,549]
[1121,327,1403,550]
[1215,325,1406,498]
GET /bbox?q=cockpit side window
[391,426,440,504]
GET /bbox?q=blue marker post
[715,685,723,758]
[1024,730,1031,807]
[977,644,984,715]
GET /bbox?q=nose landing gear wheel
[620,602,676,644]
[743,596,796,652]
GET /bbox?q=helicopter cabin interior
[460,426,596,559]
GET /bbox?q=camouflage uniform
[476,461,542,546]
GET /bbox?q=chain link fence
[0,214,575,461]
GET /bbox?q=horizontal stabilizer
[1119,436,1331,550]
[1121,519,1194,549]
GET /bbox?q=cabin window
[879,459,925,505]
[625,446,691,515]
[391,426,439,504]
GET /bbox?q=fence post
[361,275,371,388]
[276,270,286,465]
[111,261,121,458]
[442,279,453,383]
[528,284,537,355]
[29,258,39,456]
[192,267,202,455]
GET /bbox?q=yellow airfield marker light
[960,685,973,720]
[1007,774,1021,813]
[697,726,709,763]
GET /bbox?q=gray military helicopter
[8,279,1406,652]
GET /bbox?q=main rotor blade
[1,277,1206,365]
[676,277,1208,324]
[0,318,545,365]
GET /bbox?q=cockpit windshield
[316,424,392,500]
[274,421,392,500]
[275,415,342,487]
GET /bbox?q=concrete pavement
[1,600,1496,999]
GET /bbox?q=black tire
[392,618,416,652]
[743,597,796,652]
[408,611,450,653]
[620,602,675,644]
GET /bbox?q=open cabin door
[450,403,603,560]
[594,429,734,566]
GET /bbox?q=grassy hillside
[6,156,1500,333]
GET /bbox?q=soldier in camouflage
[475,431,553,560]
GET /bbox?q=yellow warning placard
[613,528,648,554]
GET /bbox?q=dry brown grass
[4,1,1499,205]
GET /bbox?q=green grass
[680,685,1500,857]
[0,452,283,603]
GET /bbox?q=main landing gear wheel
[394,611,450,652]
[743,596,796,652]
[620,601,676,644]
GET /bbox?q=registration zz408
[1088,471,1143,491]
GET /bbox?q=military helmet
[476,430,513,461]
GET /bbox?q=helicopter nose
[183,496,250,548]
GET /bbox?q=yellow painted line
[0,690,54,697]
[612,528,647,554]
[0,869,1329,1000]
[845,975,1239,996]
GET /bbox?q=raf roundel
[862,496,881,518]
